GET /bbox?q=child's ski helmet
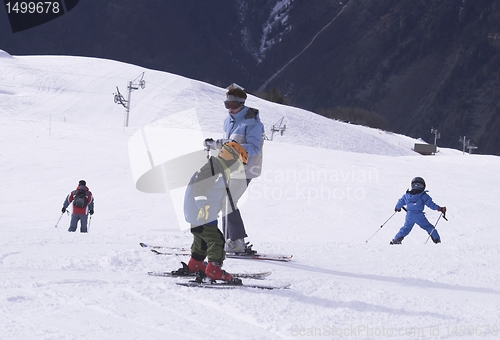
[218,141,248,164]
[411,177,426,190]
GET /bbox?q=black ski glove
[89,209,94,215]
[203,138,216,150]
[62,207,66,213]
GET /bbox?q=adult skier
[62,180,94,233]
[204,85,264,253]
[390,177,446,244]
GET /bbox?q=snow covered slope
[1,52,499,339]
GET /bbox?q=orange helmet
[218,141,248,164]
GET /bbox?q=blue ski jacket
[395,190,440,214]
[222,106,264,178]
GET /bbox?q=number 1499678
[5,1,61,14]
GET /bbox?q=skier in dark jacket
[390,177,446,244]
[62,180,94,233]
[181,141,248,282]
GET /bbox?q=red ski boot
[205,262,236,282]
[187,258,206,273]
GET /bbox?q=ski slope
[1,50,500,339]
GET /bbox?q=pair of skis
[139,242,293,262]
[148,267,289,290]
[141,243,292,290]
[176,278,291,290]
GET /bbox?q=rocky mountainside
[1,0,499,154]
[256,0,500,156]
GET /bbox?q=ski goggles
[224,101,242,110]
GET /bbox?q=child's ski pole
[425,212,447,244]
[366,211,396,243]
[366,207,407,243]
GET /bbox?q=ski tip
[139,242,147,248]
[231,271,272,279]
[277,283,292,290]
[226,253,293,262]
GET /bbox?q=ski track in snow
[1,52,500,339]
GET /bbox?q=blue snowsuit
[393,190,441,241]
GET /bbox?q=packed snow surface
[1,52,499,339]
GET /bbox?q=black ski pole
[55,210,68,228]
[204,139,213,160]
[205,146,210,160]
[425,212,447,244]
[55,212,64,228]
[366,210,398,243]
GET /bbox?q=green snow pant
[190,223,226,264]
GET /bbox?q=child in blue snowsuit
[390,177,446,244]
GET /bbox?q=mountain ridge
[1,0,498,154]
